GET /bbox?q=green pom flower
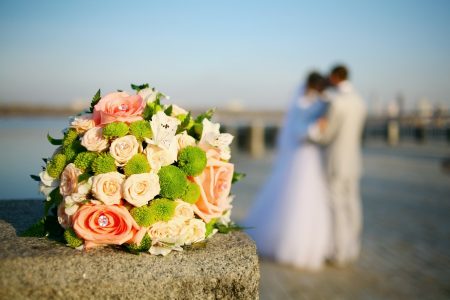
[62,129,79,149]
[129,120,152,140]
[74,152,98,171]
[124,154,151,176]
[177,146,207,176]
[148,198,176,223]
[103,122,129,138]
[64,228,83,248]
[130,205,153,226]
[92,153,116,175]
[63,140,85,162]
[182,181,201,204]
[126,233,151,252]
[46,153,67,178]
[158,165,188,199]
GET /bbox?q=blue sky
[0,0,449,111]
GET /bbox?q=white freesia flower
[217,195,234,226]
[176,131,196,150]
[123,173,160,207]
[199,119,234,160]
[147,111,180,151]
[39,170,59,200]
[170,104,188,117]
[138,87,158,104]
[110,135,140,166]
[149,244,183,256]
[64,180,92,216]
[174,200,194,221]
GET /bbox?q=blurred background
[0,1,449,299]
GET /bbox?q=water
[0,117,69,199]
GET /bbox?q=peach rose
[110,135,140,166]
[123,173,160,207]
[192,154,234,223]
[72,204,140,249]
[81,127,109,152]
[70,113,95,134]
[91,172,125,205]
[93,92,145,126]
[60,163,83,197]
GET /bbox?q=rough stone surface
[0,200,259,300]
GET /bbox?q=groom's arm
[308,102,342,145]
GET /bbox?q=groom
[308,65,366,265]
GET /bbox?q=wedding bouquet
[26,84,244,256]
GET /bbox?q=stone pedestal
[0,200,259,300]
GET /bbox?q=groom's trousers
[328,176,362,265]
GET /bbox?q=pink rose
[60,163,82,197]
[192,154,234,223]
[93,92,145,126]
[72,204,141,249]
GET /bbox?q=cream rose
[81,126,109,152]
[145,144,176,171]
[60,163,83,197]
[70,114,95,134]
[91,172,125,205]
[110,135,140,166]
[183,218,206,245]
[123,173,160,207]
[148,218,186,255]
[174,200,194,220]
[176,131,196,150]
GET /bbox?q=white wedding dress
[245,86,332,270]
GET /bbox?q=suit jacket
[309,81,366,179]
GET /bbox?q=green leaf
[44,215,65,240]
[47,133,63,145]
[195,108,215,123]
[164,105,173,116]
[89,89,101,112]
[45,188,63,216]
[131,83,149,92]
[30,174,41,182]
[215,223,246,234]
[176,112,192,134]
[21,218,46,237]
[143,101,163,121]
[78,173,91,183]
[232,172,246,184]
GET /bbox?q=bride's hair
[306,72,326,92]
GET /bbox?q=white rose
[70,113,95,134]
[81,127,109,152]
[110,135,140,166]
[176,131,196,150]
[123,173,160,207]
[91,172,125,205]
[145,144,176,172]
[183,218,206,245]
[174,200,194,221]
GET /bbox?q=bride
[245,72,332,270]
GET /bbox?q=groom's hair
[330,65,348,81]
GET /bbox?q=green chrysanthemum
[177,146,207,176]
[74,151,98,171]
[129,120,152,140]
[62,129,79,149]
[63,140,85,162]
[126,233,152,252]
[46,153,67,178]
[103,122,129,138]
[158,165,188,199]
[124,154,151,176]
[130,205,153,227]
[91,153,116,175]
[182,181,201,204]
[148,198,177,223]
[64,228,83,248]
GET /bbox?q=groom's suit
[309,81,366,265]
